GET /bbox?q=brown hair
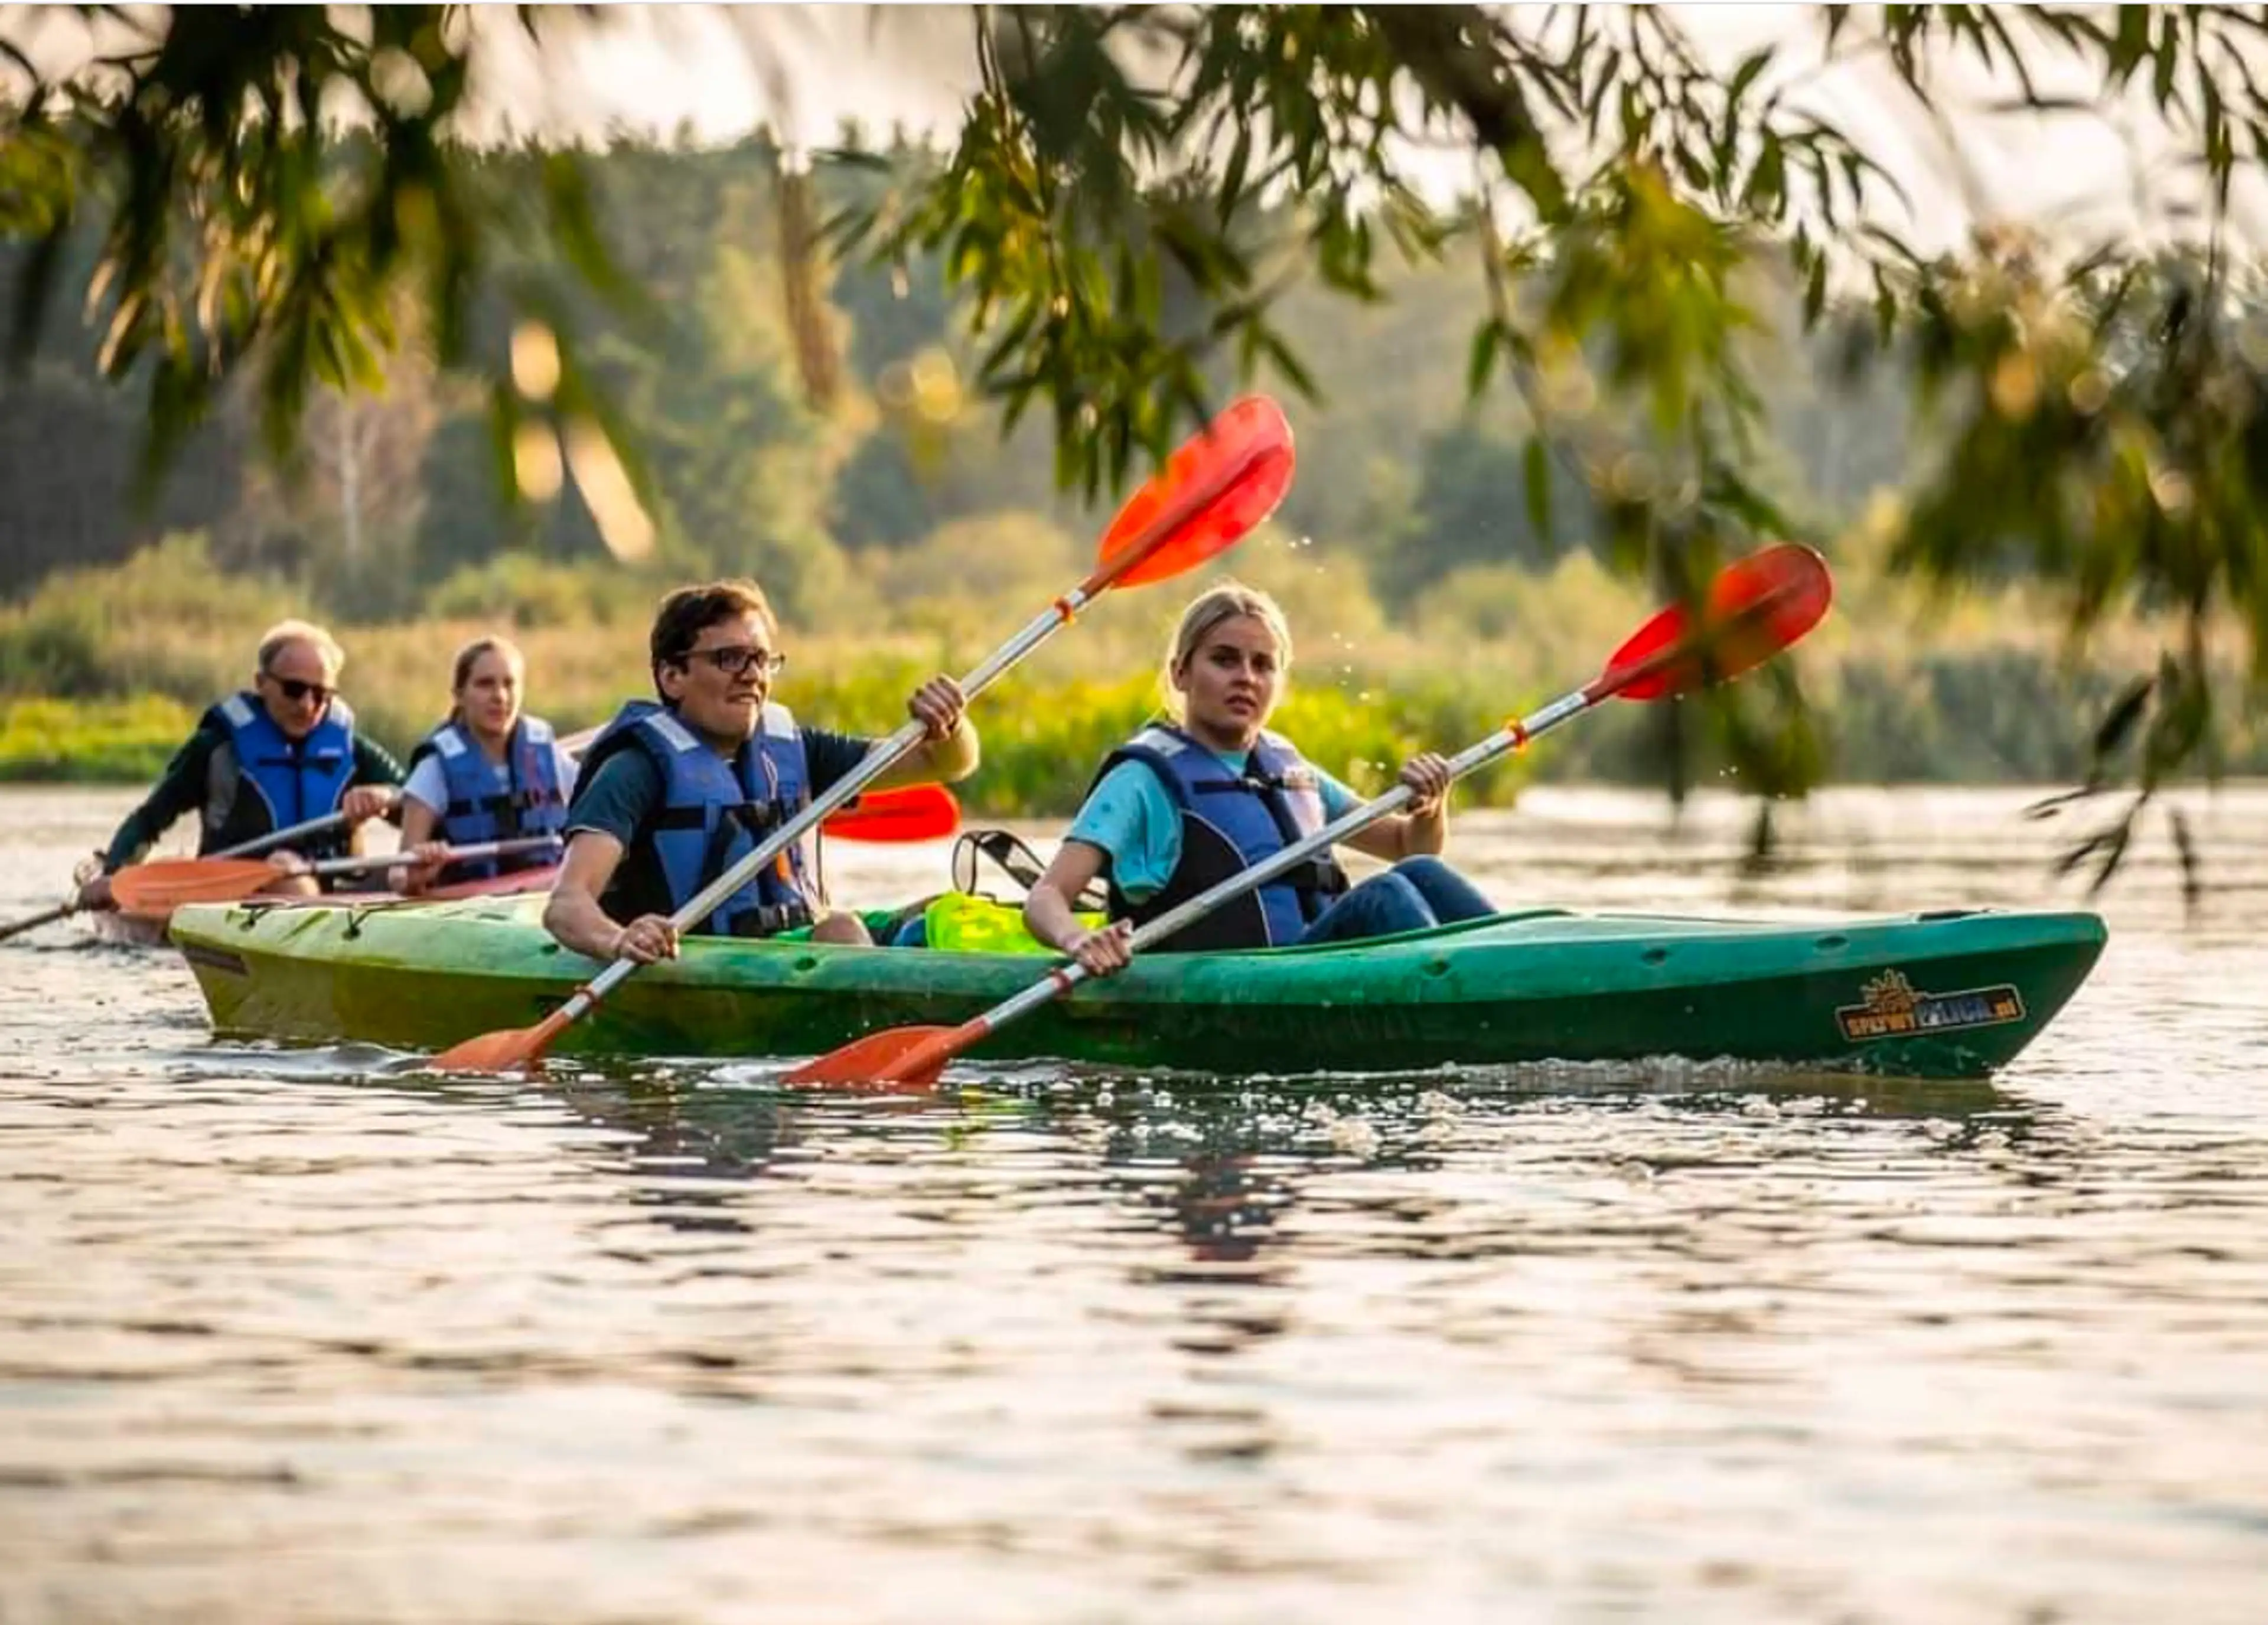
[447,635,526,727]
[648,579,779,699]
[1160,580,1293,722]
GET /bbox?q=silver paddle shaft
[298,836,560,879]
[211,808,356,860]
[979,687,1594,1032]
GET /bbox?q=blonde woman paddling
[1024,581,1494,976]
[397,635,576,893]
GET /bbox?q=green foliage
[0,533,294,703]
[422,554,666,629]
[0,693,195,781]
[2,6,645,512]
[17,4,2268,885]
[11,538,2268,804]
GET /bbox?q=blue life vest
[573,699,817,938]
[200,691,359,859]
[406,716,568,880]
[1093,723,1348,952]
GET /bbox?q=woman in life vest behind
[73,618,405,911]
[1023,581,1496,975]
[543,578,979,964]
[396,635,576,895]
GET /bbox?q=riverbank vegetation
[5,122,2262,812]
[4,529,2256,811]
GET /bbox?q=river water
[2,782,2263,1624]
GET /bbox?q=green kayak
[167,893,2106,1079]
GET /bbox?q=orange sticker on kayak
[1837,970,2026,1042]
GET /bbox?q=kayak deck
[168,895,2108,1080]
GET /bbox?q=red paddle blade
[784,1024,956,1090]
[823,783,960,843]
[1601,543,1833,702]
[110,857,291,912]
[1098,395,1296,589]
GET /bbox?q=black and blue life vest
[572,699,817,938]
[1093,723,1348,952]
[198,691,360,859]
[406,716,569,881]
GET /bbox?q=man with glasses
[546,579,978,961]
[76,619,406,910]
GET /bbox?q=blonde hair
[1160,580,1293,722]
[448,635,526,726]
[255,619,344,677]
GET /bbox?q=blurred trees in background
[8,5,2268,871]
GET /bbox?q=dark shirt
[100,718,406,872]
[565,725,876,848]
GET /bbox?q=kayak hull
[93,867,558,949]
[168,896,2107,1079]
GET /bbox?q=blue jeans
[1295,856,1495,947]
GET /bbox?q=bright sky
[5,4,2260,256]
[465,4,2263,258]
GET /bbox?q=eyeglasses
[674,645,788,678]
[262,671,334,704]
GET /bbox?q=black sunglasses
[672,645,787,678]
[263,671,334,704]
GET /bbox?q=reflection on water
[2,784,2266,1624]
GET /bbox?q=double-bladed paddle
[110,837,565,913]
[790,542,1836,1091]
[429,394,1299,1073]
[0,807,363,944]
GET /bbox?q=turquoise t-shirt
[1064,748,1361,903]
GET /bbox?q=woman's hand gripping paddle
[791,543,1834,1091]
[428,395,1298,1075]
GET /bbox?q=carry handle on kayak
[789,543,1836,1091]
[428,394,1299,1075]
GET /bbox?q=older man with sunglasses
[547,578,978,962]
[75,619,406,911]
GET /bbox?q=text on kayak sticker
[1837,969,2026,1042]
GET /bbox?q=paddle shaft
[296,836,558,880]
[0,900,76,944]
[2,807,364,941]
[210,809,357,861]
[543,439,1275,1033]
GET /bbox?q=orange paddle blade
[1601,544,1834,702]
[824,783,960,843]
[1099,395,1296,589]
[784,1024,958,1090]
[110,857,296,912]
[431,1006,570,1073]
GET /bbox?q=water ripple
[4,784,2267,1623]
